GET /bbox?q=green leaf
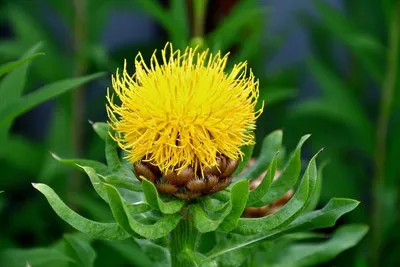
[218,180,250,232]
[0,52,44,78]
[201,197,230,212]
[233,141,255,176]
[102,183,181,239]
[259,87,297,107]
[246,155,277,207]
[51,152,110,176]
[80,166,108,202]
[125,201,152,215]
[191,202,232,233]
[105,133,123,171]
[141,178,185,214]
[104,174,142,192]
[33,183,130,240]
[272,224,368,267]
[207,198,359,259]
[234,157,311,235]
[91,121,110,141]
[304,160,328,213]
[0,73,105,125]
[236,130,283,181]
[255,134,310,206]
[63,233,96,267]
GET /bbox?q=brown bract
[133,154,237,200]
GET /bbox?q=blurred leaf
[292,59,374,153]
[102,183,182,239]
[255,134,311,206]
[33,183,130,240]
[236,130,282,181]
[207,198,359,259]
[63,234,96,267]
[0,43,41,143]
[313,0,384,81]
[141,178,184,214]
[101,239,154,267]
[0,73,104,125]
[272,224,368,267]
[208,1,267,52]
[135,239,171,267]
[0,248,75,267]
[0,52,44,78]
[0,135,44,175]
[246,155,277,207]
[258,87,297,108]
[170,0,189,48]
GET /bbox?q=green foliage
[31,125,364,266]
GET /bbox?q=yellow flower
[106,43,263,174]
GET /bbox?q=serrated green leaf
[51,153,110,176]
[33,183,130,240]
[254,134,310,206]
[92,121,110,141]
[234,159,310,235]
[0,73,105,125]
[207,198,359,259]
[63,234,96,267]
[141,178,185,214]
[272,224,368,267]
[125,201,152,215]
[236,130,283,181]
[102,183,181,239]
[0,52,44,78]
[191,202,232,233]
[246,155,277,207]
[218,180,250,232]
[201,197,230,212]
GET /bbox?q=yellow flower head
[106,43,263,174]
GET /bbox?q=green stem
[371,2,400,267]
[193,0,208,37]
[170,209,199,267]
[69,0,88,205]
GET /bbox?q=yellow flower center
[106,43,263,174]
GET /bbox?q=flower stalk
[170,208,199,267]
[371,2,400,266]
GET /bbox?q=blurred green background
[0,0,398,266]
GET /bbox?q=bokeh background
[0,0,399,266]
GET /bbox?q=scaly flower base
[133,154,238,199]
